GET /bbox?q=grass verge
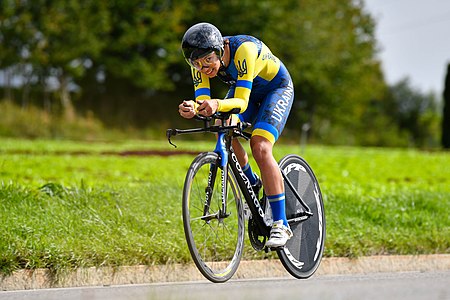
[0,138,449,277]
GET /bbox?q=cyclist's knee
[250,136,273,163]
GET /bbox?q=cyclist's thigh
[252,82,295,144]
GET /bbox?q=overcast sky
[364,0,450,95]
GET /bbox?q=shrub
[0,101,105,140]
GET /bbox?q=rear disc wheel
[276,154,326,279]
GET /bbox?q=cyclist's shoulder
[226,35,262,61]
[226,35,262,50]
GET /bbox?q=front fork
[203,132,230,220]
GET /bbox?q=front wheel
[277,154,326,279]
[182,152,245,283]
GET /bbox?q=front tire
[182,152,245,283]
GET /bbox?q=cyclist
[178,22,294,248]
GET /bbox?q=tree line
[0,0,444,147]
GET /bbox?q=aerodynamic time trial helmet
[181,23,224,67]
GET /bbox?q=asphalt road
[1,271,448,300]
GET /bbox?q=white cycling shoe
[265,220,293,248]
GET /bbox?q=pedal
[265,245,285,252]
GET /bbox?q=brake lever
[166,129,177,148]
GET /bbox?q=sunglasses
[188,52,219,71]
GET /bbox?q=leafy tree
[181,0,385,142]
[5,0,429,148]
[386,78,440,147]
[76,0,192,127]
[1,1,110,119]
[29,0,110,119]
[274,0,383,139]
[98,0,189,90]
[0,2,35,102]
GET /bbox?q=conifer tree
[442,63,450,149]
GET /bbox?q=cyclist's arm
[217,42,257,113]
[183,67,212,114]
[192,68,211,102]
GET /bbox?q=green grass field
[0,137,449,276]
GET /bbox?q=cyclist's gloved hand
[179,100,199,119]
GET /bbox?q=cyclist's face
[191,52,220,77]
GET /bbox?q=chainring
[248,217,266,251]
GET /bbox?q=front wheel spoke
[199,219,229,261]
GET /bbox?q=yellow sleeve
[217,42,257,113]
[191,68,211,101]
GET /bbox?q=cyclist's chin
[203,68,217,78]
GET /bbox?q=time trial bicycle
[167,109,325,283]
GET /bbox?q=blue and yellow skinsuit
[191,35,294,144]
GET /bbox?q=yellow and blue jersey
[190,35,294,144]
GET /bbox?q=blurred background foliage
[0,0,444,147]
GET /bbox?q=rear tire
[182,152,245,283]
[277,154,326,278]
